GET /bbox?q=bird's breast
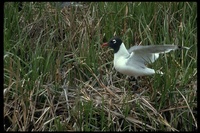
[113,56,128,73]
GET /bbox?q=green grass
[4,2,197,131]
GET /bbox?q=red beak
[102,42,109,47]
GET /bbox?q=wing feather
[128,45,184,54]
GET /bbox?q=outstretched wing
[128,45,182,54]
[127,45,189,64]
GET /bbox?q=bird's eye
[112,39,116,44]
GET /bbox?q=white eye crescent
[113,39,116,44]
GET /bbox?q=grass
[4,2,197,131]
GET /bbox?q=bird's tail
[156,70,163,75]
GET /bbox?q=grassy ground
[4,2,197,131]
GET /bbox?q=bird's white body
[114,43,157,77]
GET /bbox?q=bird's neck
[114,43,130,58]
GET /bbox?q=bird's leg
[133,77,139,91]
[128,76,139,91]
[135,77,138,86]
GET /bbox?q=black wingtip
[178,45,190,50]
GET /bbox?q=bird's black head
[102,37,122,53]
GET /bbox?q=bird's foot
[128,76,140,92]
[132,84,140,92]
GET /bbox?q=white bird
[102,36,189,78]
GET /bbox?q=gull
[102,36,189,84]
